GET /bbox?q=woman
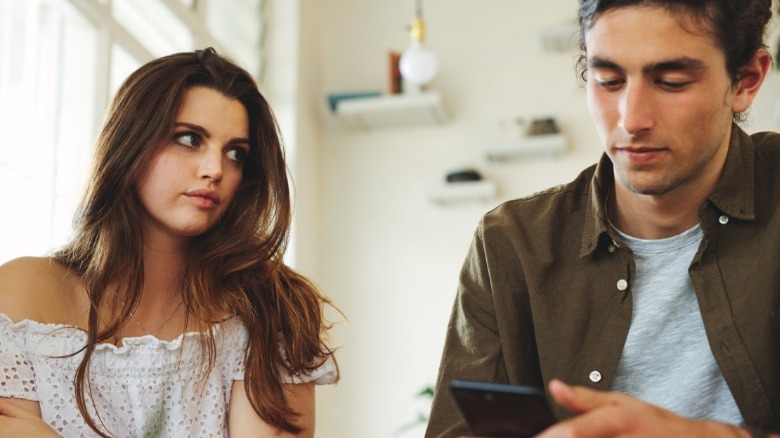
[0,48,337,437]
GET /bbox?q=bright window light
[0,0,97,263]
[112,0,192,58]
[110,43,142,97]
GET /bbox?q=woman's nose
[198,149,223,182]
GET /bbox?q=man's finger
[548,379,625,415]
[537,405,628,438]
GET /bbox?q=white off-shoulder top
[0,312,337,437]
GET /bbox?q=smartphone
[450,379,557,437]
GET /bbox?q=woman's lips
[184,189,220,208]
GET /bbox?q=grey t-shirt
[609,224,743,424]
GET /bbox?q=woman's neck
[111,233,191,340]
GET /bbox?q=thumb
[548,379,618,415]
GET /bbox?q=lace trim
[0,312,337,384]
[0,312,241,350]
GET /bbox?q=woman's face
[136,86,250,243]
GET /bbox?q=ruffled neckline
[0,311,242,354]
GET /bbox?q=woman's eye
[174,133,200,148]
[226,147,247,163]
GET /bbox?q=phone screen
[450,380,557,437]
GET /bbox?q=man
[426,0,778,436]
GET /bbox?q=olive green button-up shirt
[426,125,780,437]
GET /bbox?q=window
[113,1,192,58]
[0,0,265,264]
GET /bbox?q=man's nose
[618,82,654,135]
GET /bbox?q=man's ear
[732,48,772,114]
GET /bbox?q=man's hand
[0,399,59,437]
[537,379,750,438]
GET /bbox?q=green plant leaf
[417,385,435,398]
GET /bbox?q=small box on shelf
[327,91,382,112]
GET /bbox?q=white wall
[272,1,780,437]
[299,1,600,436]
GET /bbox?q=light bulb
[399,41,439,85]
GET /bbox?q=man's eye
[226,147,247,163]
[596,79,622,90]
[657,80,691,90]
[174,133,200,147]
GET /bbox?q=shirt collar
[579,123,756,258]
[580,154,614,258]
[706,124,755,221]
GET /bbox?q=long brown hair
[55,48,335,435]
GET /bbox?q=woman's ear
[732,48,772,114]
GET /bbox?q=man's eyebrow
[644,57,707,75]
[587,56,707,75]
[587,56,625,74]
[173,121,250,144]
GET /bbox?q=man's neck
[609,181,708,239]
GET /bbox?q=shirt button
[589,370,602,382]
[616,279,628,291]
[718,215,729,224]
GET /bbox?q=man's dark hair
[576,0,773,83]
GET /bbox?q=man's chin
[617,175,677,197]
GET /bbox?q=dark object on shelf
[446,169,482,183]
[528,118,559,135]
[389,51,402,94]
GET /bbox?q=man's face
[585,5,737,197]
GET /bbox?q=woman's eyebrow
[173,121,210,137]
[173,121,250,144]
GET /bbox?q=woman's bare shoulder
[0,256,83,323]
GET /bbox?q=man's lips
[185,189,221,207]
[616,146,668,163]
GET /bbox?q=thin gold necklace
[128,299,184,337]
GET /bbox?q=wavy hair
[55,48,335,435]
[574,0,772,122]
[575,0,772,79]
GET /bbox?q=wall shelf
[334,91,449,129]
[426,180,497,205]
[486,133,567,161]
